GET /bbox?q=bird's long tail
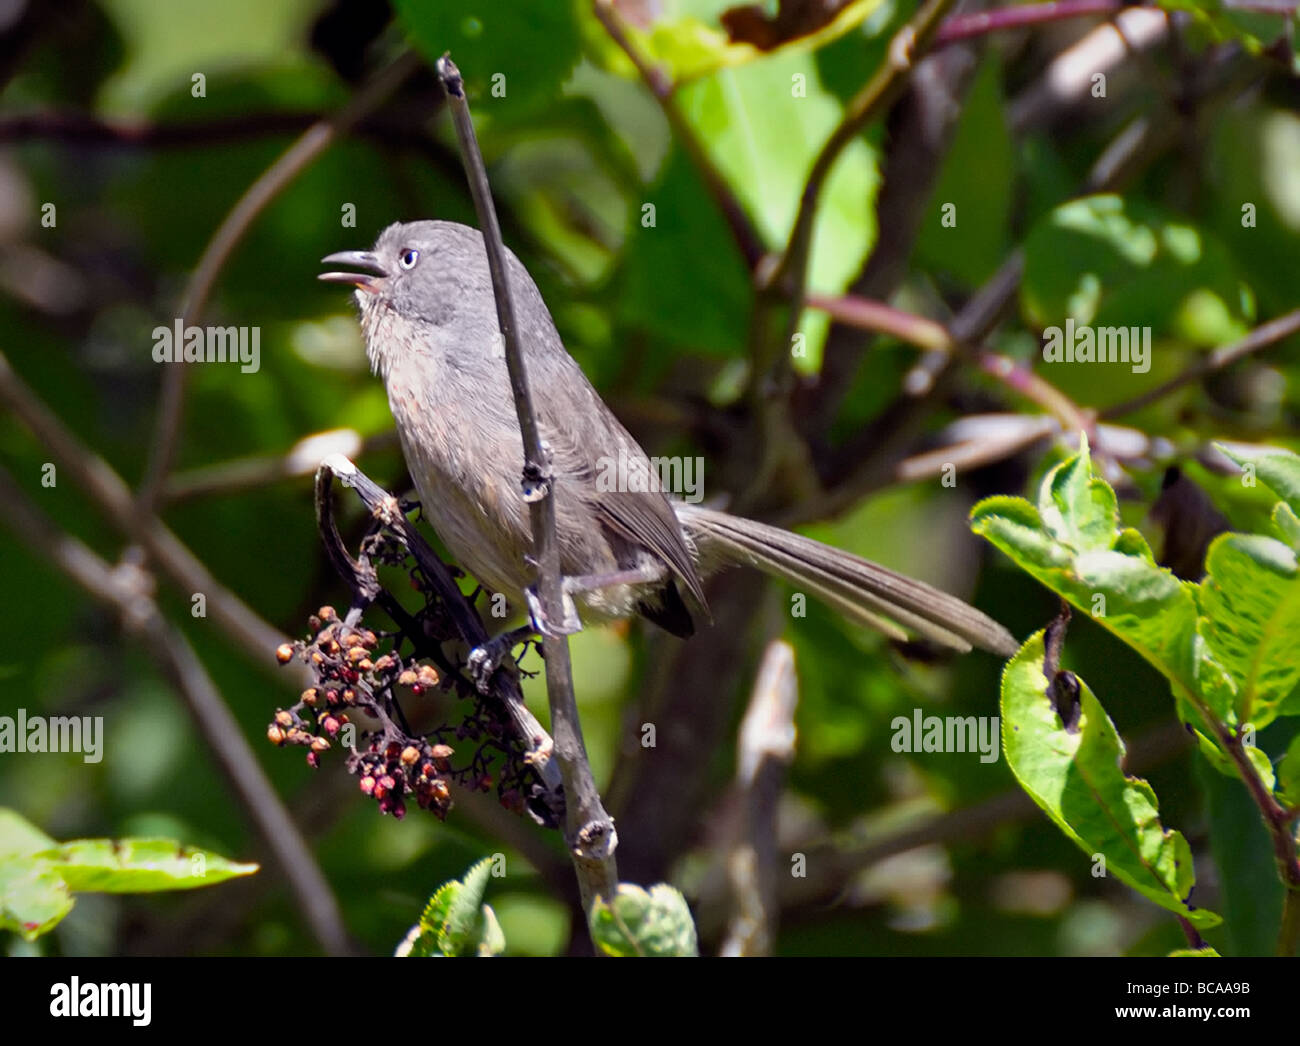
[677,504,1018,657]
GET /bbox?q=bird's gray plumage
[322,220,1017,657]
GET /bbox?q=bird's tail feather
[678,505,1018,657]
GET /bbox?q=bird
[320,220,1017,660]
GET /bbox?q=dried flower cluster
[268,604,537,821]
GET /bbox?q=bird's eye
[398,248,419,270]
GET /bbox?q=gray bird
[320,220,1017,658]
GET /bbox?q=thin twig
[0,349,301,682]
[436,55,619,920]
[0,465,351,956]
[163,430,395,504]
[937,0,1125,46]
[134,51,423,523]
[743,0,958,508]
[1101,307,1300,419]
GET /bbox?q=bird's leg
[524,563,668,636]
[467,623,538,694]
[470,563,667,693]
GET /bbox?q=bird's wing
[525,331,709,615]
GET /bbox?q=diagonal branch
[0,465,351,956]
[134,51,423,523]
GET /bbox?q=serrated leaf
[1169,946,1221,956]
[439,857,493,957]
[590,882,699,957]
[1044,440,1120,552]
[419,879,457,933]
[1002,632,1220,930]
[973,441,1201,692]
[38,839,257,892]
[1198,532,1300,730]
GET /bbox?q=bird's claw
[525,586,582,637]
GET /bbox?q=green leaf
[1169,946,1221,956]
[392,0,582,120]
[1022,195,1252,344]
[1272,503,1300,549]
[1196,757,1282,954]
[589,882,699,956]
[914,54,1013,286]
[0,812,256,940]
[1277,733,1300,805]
[674,50,877,366]
[1044,440,1121,552]
[0,855,72,941]
[972,439,1201,693]
[0,808,57,860]
[39,839,258,892]
[1198,532,1300,730]
[1218,444,1300,519]
[1001,632,1220,930]
[399,858,505,957]
[439,856,493,957]
[618,144,754,354]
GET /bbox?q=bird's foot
[466,624,537,694]
[524,585,583,637]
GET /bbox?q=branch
[720,640,798,957]
[163,429,394,504]
[742,0,958,509]
[313,455,564,818]
[436,55,619,920]
[0,465,351,956]
[759,0,957,327]
[592,0,766,270]
[807,291,1094,434]
[0,349,300,682]
[936,0,1126,46]
[134,50,423,522]
[1101,306,1300,419]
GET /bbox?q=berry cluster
[268,605,539,822]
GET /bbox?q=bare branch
[134,51,423,522]
[0,349,300,682]
[720,640,798,958]
[0,465,351,956]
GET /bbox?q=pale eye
[398,248,419,270]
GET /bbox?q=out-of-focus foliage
[0,0,1298,957]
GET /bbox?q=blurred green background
[1,0,1298,956]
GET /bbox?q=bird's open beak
[318,250,388,293]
